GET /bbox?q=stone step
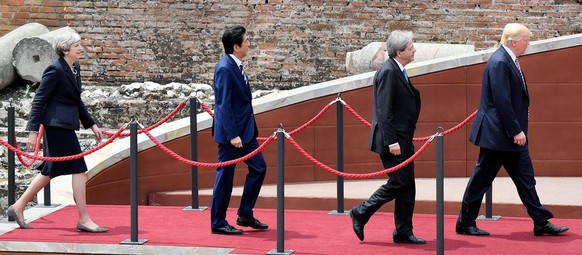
[148,177,582,219]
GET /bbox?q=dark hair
[221,25,246,54]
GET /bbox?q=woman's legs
[11,174,51,222]
[72,173,101,229]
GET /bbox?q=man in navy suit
[456,23,569,236]
[210,25,268,235]
[350,30,425,244]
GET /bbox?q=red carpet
[1,205,581,254]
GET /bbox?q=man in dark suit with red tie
[210,25,268,235]
[350,30,425,244]
[456,23,569,237]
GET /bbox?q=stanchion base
[35,203,62,208]
[267,249,294,255]
[120,239,149,245]
[183,206,209,211]
[477,215,502,221]
[328,210,350,216]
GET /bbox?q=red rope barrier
[343,103,371,128]
[141,128,276,168]
[0,95,477,182]
[286,134,435,179]
[343,102,477,141]
[0,125,127,162]
[15,125,44,167]
[102,100,187,137]
[200,100,215,117]
[288,103,333,136]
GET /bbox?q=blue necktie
[403,69,409,83]
[239,64,248,85]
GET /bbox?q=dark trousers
[458,147,554,227]
[211,139,267,228]
[351,152,416,236]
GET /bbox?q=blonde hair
[55,31,81,57]
[500,23,532,46]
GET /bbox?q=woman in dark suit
[7,29,108,233]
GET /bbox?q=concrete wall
[1,0,581,90]
[85,44,582,205]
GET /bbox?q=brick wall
[1,0,581,89]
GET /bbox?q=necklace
[72,67,77,75]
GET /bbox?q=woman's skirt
[39,125,88,178]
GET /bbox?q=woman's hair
[55,31,81,57]
[387,30,414,58]
[500,23,532,46]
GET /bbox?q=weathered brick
[0,0,581,90]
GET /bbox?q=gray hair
[55,32,81,57]
[387,30,414,58]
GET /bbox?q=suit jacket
[368,58,421,155]
[26,57,95,132]
[212,54,258,145]
[469,46,530,152]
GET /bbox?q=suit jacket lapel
[500,47,528,95]
[59,58,81,94]
[389,58,415,95]
[226,55,252,100]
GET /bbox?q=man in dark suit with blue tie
[350,30,425,244]
[456,23,569,237]
[210,25,268,235]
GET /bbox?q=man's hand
[513,132,527,146]
[389,143,401,155]
[230,136,243,148]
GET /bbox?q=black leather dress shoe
[534,222,569,236]
[211,224,243,235]
[236,216,268,230]
[393,234,426,244]
[349,210,365,241]
[455,224,490,236]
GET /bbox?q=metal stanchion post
[120,121,148,245]
[184,97,207,211]
[330,95,347,215]
[435,130,444,255]
[7,99,16,221]
[477,186,501,220]
[267,124,294,255]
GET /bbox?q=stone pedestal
[346,42,475,74]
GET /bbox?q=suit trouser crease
[458,147,553,227]
[353,153,416,236]
[211,139,266,228]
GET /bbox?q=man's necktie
[403,69,409,83]
[239,64,248,85]
[515,59,527,90]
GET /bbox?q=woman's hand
[27,132,38,151]
[90,124,103,143]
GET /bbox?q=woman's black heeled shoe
[7,206,32,229]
